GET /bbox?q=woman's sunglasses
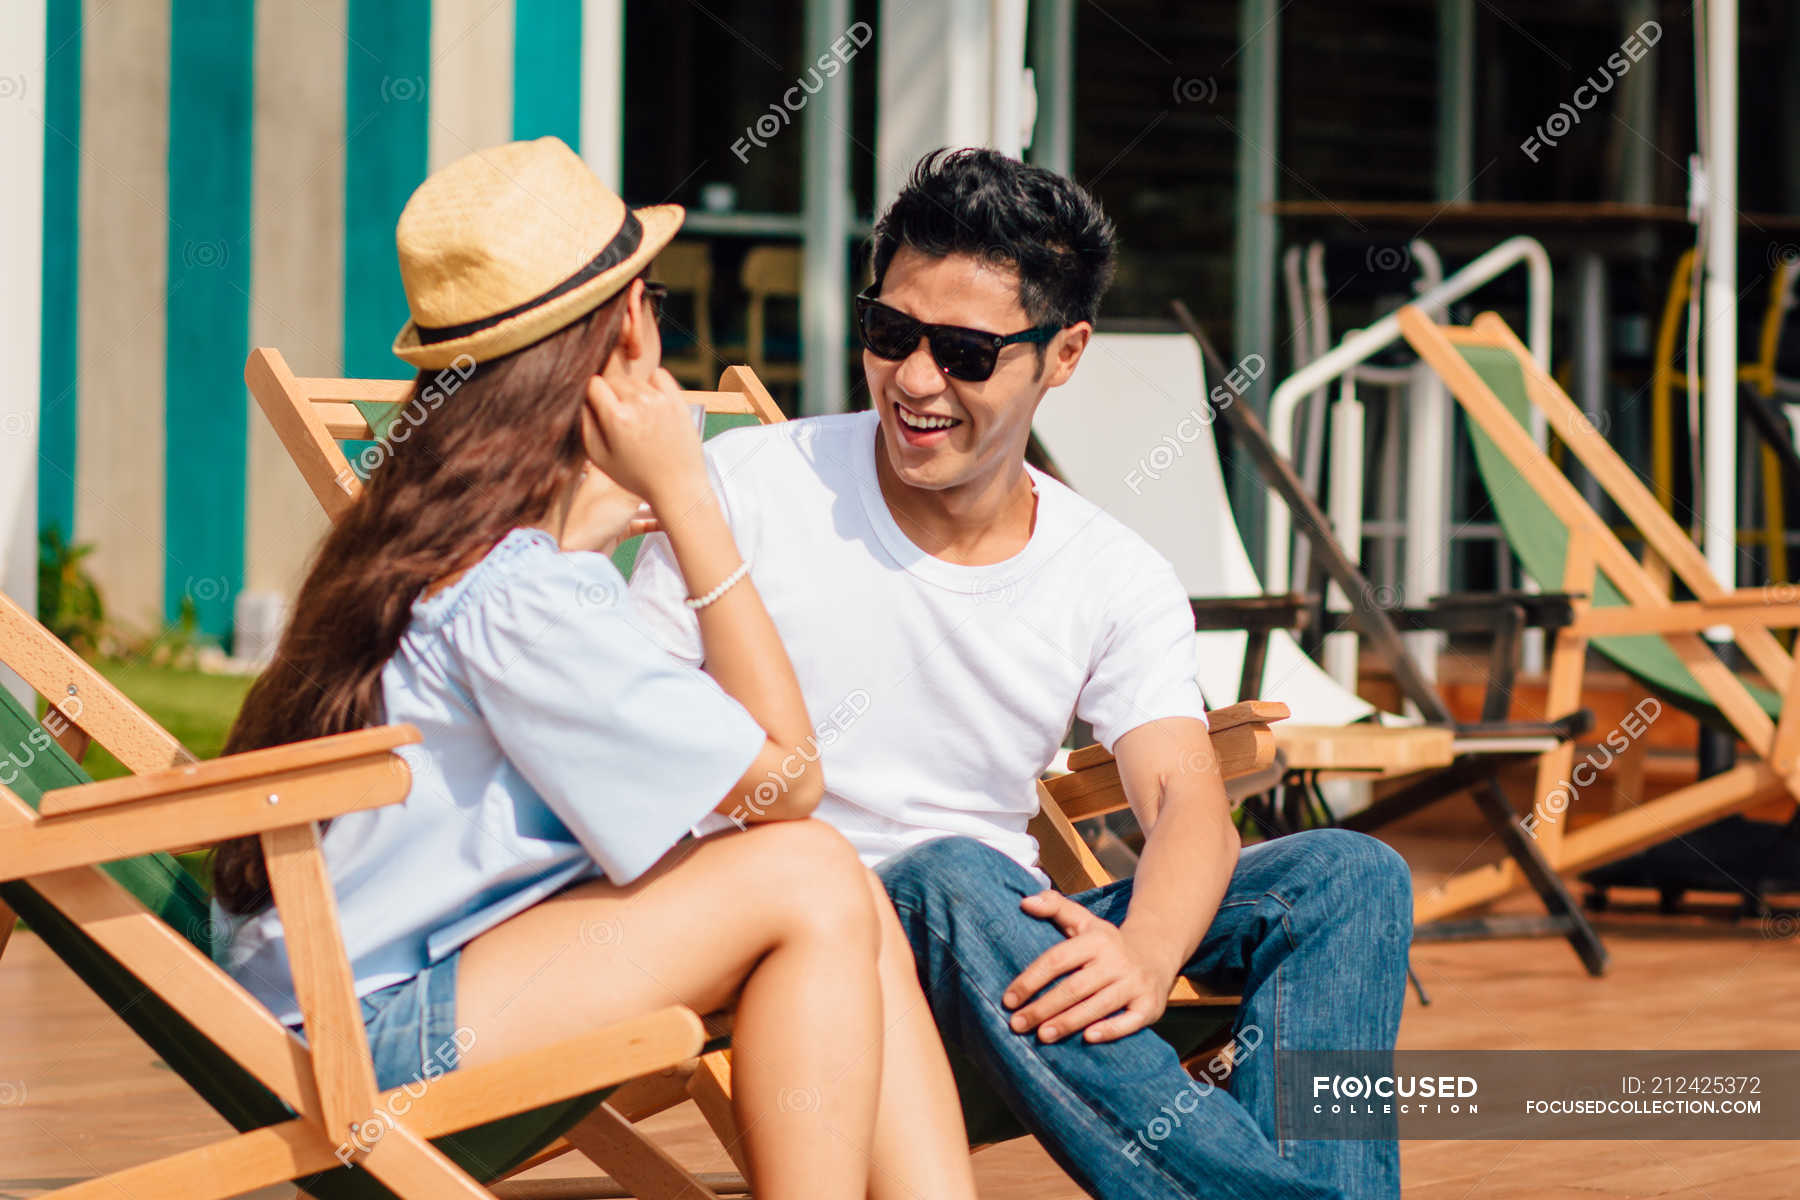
[854,291,1061,382]
[642,280,668,326]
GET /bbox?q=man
[631,148,1409,1199]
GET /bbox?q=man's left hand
[1002,891,1179,1044]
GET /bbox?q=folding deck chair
[1032,322,1607,973]
[245,349,1294,1174]
[0,587,722,1200]
[1399,306,1800,926]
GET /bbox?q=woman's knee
[743,819,881,949]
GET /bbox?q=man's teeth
[898,407,958,431]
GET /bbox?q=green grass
[75,661,255,890]
[79,660,255,781]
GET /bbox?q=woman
[210,137,977,1199]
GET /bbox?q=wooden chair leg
[497,1139,580,1182]
[0,898,15,963]
[1531,529,1595,868]
[561,1102,726,1200]
[1467,780,1609,977]
[686,1051,749,1176]
[1612,733,1650,812]
[359,1123,495,1199]
[44,712,91,763]
[607,1064,699,1121]
[493,1062,700,1182]
[33,1119,340,1200]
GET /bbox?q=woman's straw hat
[391,137,682,369]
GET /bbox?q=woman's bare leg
[862,870,979,1200]
[455,820,883,1200]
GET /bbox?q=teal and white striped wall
[29,0,622,640]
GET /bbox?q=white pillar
[876,0,997,206]
[802,0,852,415]
[1435,0,1473,201]
[1027,0,1073,174]
[1619,0,1658,205]
[1231,0,1280,568]
[1572,250,1609,510]
[1703,0,1738,594]
[0,0,45,702]
[580,0,623,188]
[870,0,1029,407]
[988,0,1029,159]
[428,0,515,170]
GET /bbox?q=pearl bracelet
[685,558,753,610]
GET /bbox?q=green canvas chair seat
[0,683,611,1198]
[1454,342,1784,727]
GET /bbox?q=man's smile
[893,400,964,445]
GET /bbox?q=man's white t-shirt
[628,410,1209,876]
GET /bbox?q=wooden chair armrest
[38,725,418,816]
[1190,699,1290,738]
[403,1007,708,1135]
[1048,703,1290,821]
[1428,589,1584,629]
[1576,601,1800,636]
[1317,594,1582,636]
[0,726,419,880]
[1189,594,1311,633]
[1065,701,1289,771]
[1708,586,1800,608]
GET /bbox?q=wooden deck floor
[3,834,1796,1198]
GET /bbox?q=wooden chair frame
[649,239,722,389]
[739,245,802,388]
[244,348,786,524]
[245,348,1290,1190]
[1400,306,1800,925]
[1168,309,1611,972]
[0,588,711,1200]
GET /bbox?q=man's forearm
[1120,779,1240,981]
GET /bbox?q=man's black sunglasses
[854,291,1061,382]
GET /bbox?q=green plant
[144,594,209,670]
[37,524,105,656]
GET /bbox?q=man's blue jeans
[877,828,1411,1200]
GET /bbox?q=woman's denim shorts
[288,951,466,1092]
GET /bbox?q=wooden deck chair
[1398,306,1800,926]
[1033,321,1608,973]
[739,245,802,388]
[0,588,716,1200]
[246,348,1290,1180]
[649,240,720,389]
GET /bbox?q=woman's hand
[582,366,711,518]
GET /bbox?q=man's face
[863,247,1087,494]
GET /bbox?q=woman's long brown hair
[211,293,631,914]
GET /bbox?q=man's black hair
[868,148,1117,330]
